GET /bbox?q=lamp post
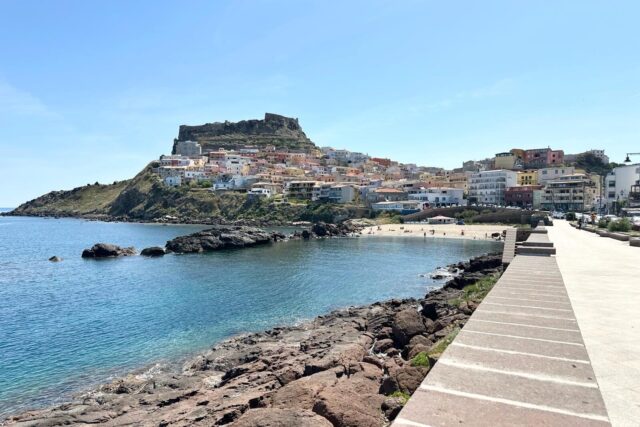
[624,153,640,163]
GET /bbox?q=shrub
[410,352,431,368]
[389,391,410,404]
[608,218,631,232]
[597,218,608,229]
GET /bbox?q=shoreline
[362,223,513,241]
[3,252,504,426]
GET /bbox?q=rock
[165,225,275,253]
[392,309,427,346]
[48,256,62,262]
[420,301,438,320]
[234,408,333,427]
[382,396,405,420]
[373,338,394,353]
[313,374,386,427]
[81,243,136,258]
[140,246,166,256]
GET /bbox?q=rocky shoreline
[4,253,503,427]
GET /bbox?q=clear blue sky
[1,0,639,206]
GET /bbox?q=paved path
[548,221,640,426]
[394,253,610,426]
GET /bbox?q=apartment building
[541,174,596,212]
[468,170,518,205]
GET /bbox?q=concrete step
[516,246,556,256]
[520,241,554,247]
[530,228,549,234]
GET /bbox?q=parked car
[456,220,465,225]
[552,211,566,219]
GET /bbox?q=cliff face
[174,113,316,153]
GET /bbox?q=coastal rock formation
[5,253,503,426]
[165,225,276,253]
[140,246,166,256]
[81,243,136,258]
[48,256,62,262]
[175,113,315,153]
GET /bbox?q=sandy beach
[361,223,514,241]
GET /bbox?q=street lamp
[625,153,640,163]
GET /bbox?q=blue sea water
[0,214,500,416]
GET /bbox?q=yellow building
[517,169,538,186]
[494,152,517,170]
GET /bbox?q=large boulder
[392,309,427,346]
[165,225,275,253]
[233,408,332,427]
[141,246,166,257]
[81,243,136,258]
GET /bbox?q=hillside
[9,165,364,224]
[174,113,316,153]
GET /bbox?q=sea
[0,210,500,416]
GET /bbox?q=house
[505,185,543,208]
[371,200,424,214]
[605,164,640,211]
[366,188,408,203]
[428,215,455,224]
[517,170,538,186]
[408,187,464,207]
[537,166,575,184]
[286,181,318,200]
[164,176,182,187]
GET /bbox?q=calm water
[0,214,500,416]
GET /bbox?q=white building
[164,176,182,186]
[537,166,576,184]
[468,170,518,205]
[371,200,424,214]
[408,187,464,207]
[605,164,640,210]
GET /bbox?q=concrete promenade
[393,226,611,426]
[548,221,640,426]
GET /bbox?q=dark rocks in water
[165,225,276,253]
[140,246,166,257]
[81,243,136,258]
[48,256,62,262]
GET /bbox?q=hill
[8,164,364,224]
[174,113,316,153]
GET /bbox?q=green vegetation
[608,218,632,232]
[388,391,411,405]
[410,352,431,368]
[574,152,619,176]
[598,218,608,229]
[449,274,500,307]
[374,211,404,224]
[10,164,370,224]
[428,327,460,356]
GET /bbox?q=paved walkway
[394,253,610,426]
[548,221,640,426]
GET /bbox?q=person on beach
[424,232,426,237]
[461,230,465,236]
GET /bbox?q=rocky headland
[4,253,503,427]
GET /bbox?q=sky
[1,0,639,207]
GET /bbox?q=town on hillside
[152,120,640,218]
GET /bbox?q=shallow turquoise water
[0,215,500,416]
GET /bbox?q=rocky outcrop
[140,246,166,256]
[175,113,316,153]
[5,253,503,427]
[165,225,278,253]
[48,256,62,262]
[81,243,136,258]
